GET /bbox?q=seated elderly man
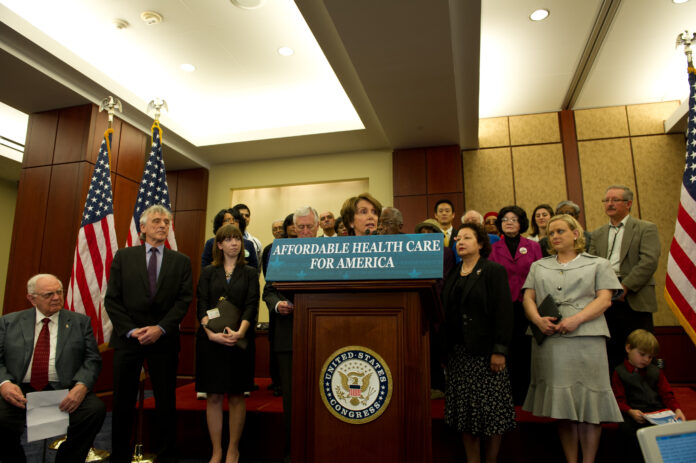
[0,274,105,463]
[377,207,404,235]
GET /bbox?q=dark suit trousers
[509,301,532,405]
[111,337,179,463]
[606,298,654,370]
[268,312,281,387]
[277,351,292,457]
[0,384,106,463]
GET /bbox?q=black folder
[206,297,248,349]
[529,294,562,346]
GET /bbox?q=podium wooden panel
[275,280,436,463]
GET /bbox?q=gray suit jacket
[589,215,660,313]
[0,308,102,390]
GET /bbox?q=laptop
[637,420,696,463]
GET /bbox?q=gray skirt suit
[521,253,623,423]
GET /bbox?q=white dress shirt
[23,309,60,384]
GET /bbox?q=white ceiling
[0,0,694,173]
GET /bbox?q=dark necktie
[607,223,624,259]
[148,247,159,297]
[30,318,51,391]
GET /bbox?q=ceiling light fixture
[278,47,294,57]
[673,0,689,4]
[530,9,550,21]
[112,19,129,30]
[140,11,163,25]
[230,0,266,10]
[179,63,196,72]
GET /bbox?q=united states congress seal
[319,346,393,424]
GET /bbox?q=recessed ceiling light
[180,63,196,72]
[278,47,294,57]
[673,0,689,4]
[530,9,550,21]
[231,0,266,10]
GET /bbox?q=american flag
[66,128,118,344]
[125,121,177,250]
[665,65,696,346]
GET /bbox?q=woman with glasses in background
[489,206,542,405]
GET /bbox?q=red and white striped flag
[125,121,177,249]
[665,65,696,346]
[66,128,118,344]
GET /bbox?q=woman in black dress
[442,223,515,463]
[197,224,259,463]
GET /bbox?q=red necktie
[30,318,51,391]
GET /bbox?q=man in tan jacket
[589,185,660,369]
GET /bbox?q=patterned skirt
[444,345,516,436]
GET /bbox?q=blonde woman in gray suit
[523,215,623,463]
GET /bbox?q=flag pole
[99,96,123,129]
[127,98,170,463]
[665,31,696,348]
[58,96,123,461]
[147,97,168,123]
[675,31,694,67]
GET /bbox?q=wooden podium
[274,280,437,463]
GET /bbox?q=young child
[611,329,686,461]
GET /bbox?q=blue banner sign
[265,234,443,281]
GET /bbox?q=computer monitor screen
[655,431,696,463]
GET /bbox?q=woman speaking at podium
[340,192,382,236]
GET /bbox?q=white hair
[139,204,172,227]
[27,274,62,294]
[293,206,318,225]
[462,210,484,225]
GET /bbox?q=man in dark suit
[0,274,105,463]
[105,205,193,463]
[263,206,318,462]
[589,185,660,369]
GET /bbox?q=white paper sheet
[25,389,69,442]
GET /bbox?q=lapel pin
[519,247,528,255]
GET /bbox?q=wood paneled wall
[464,102,684,328]
[392,145,463,233]
[3,103,208,378]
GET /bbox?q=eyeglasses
[601,198,628,204]
[501,217,519,223]
[34,290,63,299]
